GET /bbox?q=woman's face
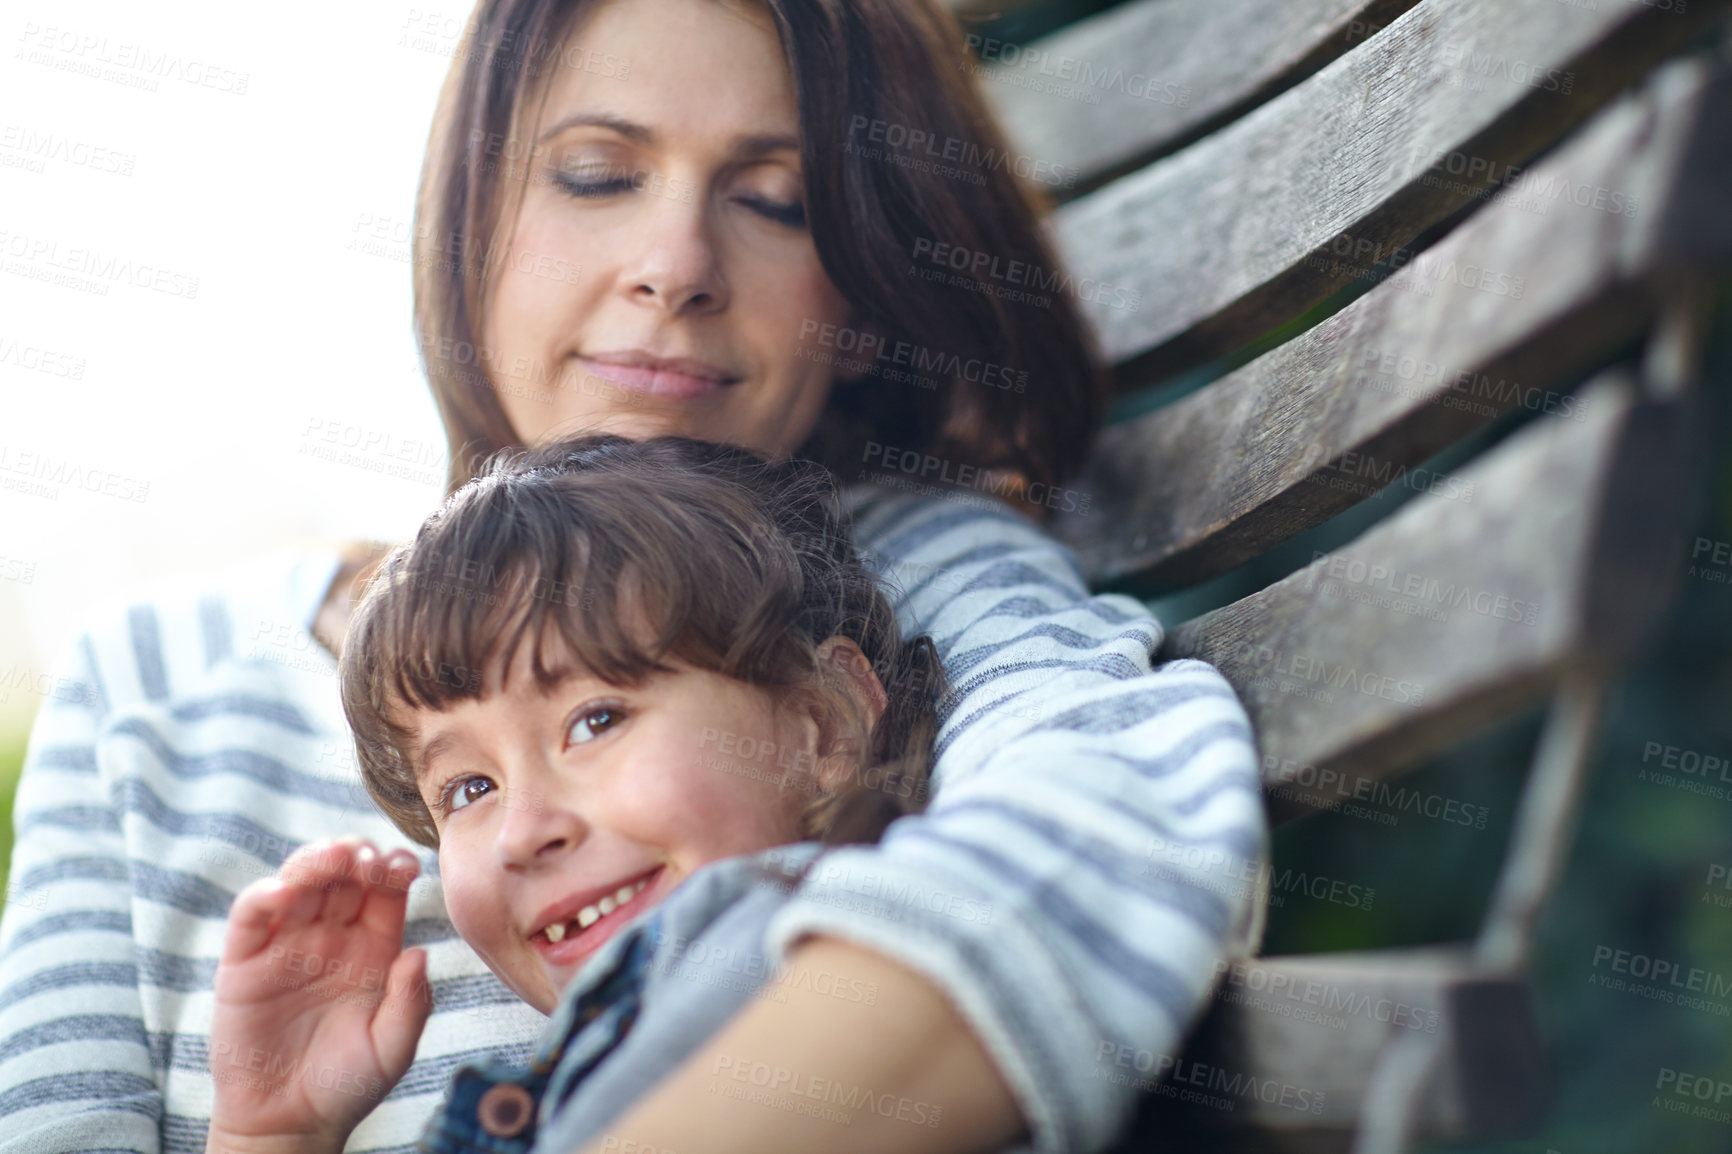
[481,0,855,457]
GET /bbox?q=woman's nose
[493,786,587,869]
[618,190,728,314]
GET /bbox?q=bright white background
[2,1,472,723]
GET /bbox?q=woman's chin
[527,410,689,448]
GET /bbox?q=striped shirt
[0,483,1266,1154]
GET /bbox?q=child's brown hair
[339,434,946,849]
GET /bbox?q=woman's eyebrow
[536,111,799,158]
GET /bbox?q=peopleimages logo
[1589,945,1732,1017]
[961,35,1192,108]
[845,115,1078,189]
[862,441,1092,514]
[797,320,1028,392]
[908,237,1142,312]
[0,444,150,503]
[0,335,86,379]
[1222,640,1425,707]
[1094,1043,1326,1113]
[16,21,251,94]
[709,1055,943,1127]
[1435,42,1574,94]
[1305,551,1540,627]
[1261,753,1490,830]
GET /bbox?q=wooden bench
[964,0,1732,1149]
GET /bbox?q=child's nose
[493,787,586,868]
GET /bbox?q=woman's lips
[531,866,668,970]
[576,356,735,400]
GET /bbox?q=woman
[0,0,1266,1150]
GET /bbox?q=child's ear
[809,636,889,791]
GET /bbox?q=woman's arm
[572,935,1023,1154]
[0,632,163,1154]
[576,488,1267,1154]
[764,490,1265,1152]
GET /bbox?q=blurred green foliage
[0,726,25,917]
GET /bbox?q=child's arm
[205,838,432,1154]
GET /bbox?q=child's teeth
[545,877,655,944]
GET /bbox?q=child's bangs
[369,469,767,721]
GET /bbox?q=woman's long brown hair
[412,0,1108,497]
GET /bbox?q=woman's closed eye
[551,165,806,228]
[552,164,645,199]
[741,195,805,228]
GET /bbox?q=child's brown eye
[447,776,495,812]
[567,705,623,746]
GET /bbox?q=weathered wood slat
[1112,949,1547,1152]
[975,0,1422,197]
[1055,56,1717,591]
[1155,374,1688,825]
[1048,0,1724,385]
[1647,63,1732,275]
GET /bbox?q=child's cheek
[439,848,500,956]
[607,758,695,835]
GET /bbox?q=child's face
[406,639,820,1013]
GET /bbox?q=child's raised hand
[206,836,432,1154]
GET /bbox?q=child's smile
[528,864,662,959]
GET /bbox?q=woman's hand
[572,936,1026,1154]
[205,837,432,1154]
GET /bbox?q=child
[203,435,948,1154]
